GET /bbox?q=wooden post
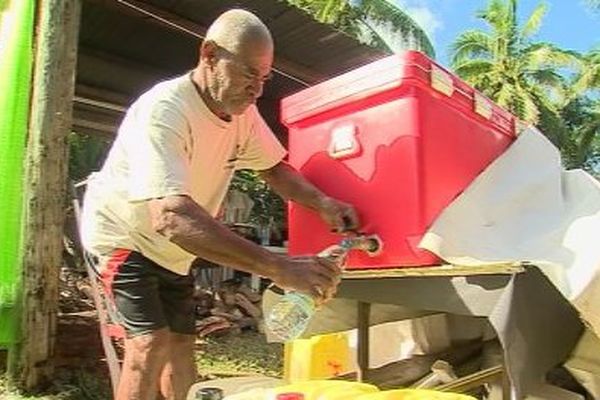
[7,0,80,389]
[357,301,371,382]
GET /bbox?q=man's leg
[101,251,177,400]
[117,328,171,400]
[159,332,197,400]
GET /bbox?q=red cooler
[282,51,516,269]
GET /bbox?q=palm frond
[527,68,565,88]
[358,0,435,56]
[285,0,434,57]
[580,100,600,134]
[522,43,581,70]
[477,0,508,28]
[453,59,495,82]
[521,2,547,40]
[516,85,541,123]
[575,125,600,167]
[573,47,600,94]
[494,82,517,110]
[318,0,348,23]
[450,30,493,66]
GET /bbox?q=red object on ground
[276,394,305,400]
[282,51,516,269]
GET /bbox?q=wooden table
[334,263,582,399]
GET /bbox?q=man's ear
[200,40,218,67]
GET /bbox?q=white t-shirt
[80,73,287,275]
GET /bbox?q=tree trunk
[7,0,80,390]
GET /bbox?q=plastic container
[276,394,305,400]
[188,377,282,400]
[354,389,476,400]
[195,387,224,399]
[282,51,516,269]
[284,332,352,382]
[272,380,379,400]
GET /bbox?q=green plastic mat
[0,0,35,346]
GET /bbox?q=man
[81,8,358,400]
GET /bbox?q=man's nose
[249,80,264,99]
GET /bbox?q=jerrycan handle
[328,123,361,159]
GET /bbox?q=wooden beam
[9,0,81,389]
[343,263,525,279]
[72,116,119,137]
[75,83,131,107]
[77,46,170,95]
[82,0,322,84]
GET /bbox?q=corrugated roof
[74,0,389,138]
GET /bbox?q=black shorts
[101,249,196,337]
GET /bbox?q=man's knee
[169,332,195,351]
[127,328,171,362]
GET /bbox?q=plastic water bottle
[266,290,317,341]
[266,235,381,341]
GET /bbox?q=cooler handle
[328,123,361,159]
[474,92,493,119]
[430,64,454,96]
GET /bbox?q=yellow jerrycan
[355,389,477,400]
[273,380,379,400]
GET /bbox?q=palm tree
[573,46,600,96]
[449,0,576,124]
[553,98,600,170]
[560,47,600,170]
[286,0,435,57]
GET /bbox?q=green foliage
[230,170,285,228]
[554,98,600,172]
[450,0,577,123]
[450,0,600,170]
[572,46,600,96]
[285,0,435,57]
[67,133,111,182]
[542,45,600,172]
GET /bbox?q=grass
[1,331,283,399]
[196,331,284,378]
[0,369,111,400]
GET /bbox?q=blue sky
[391,0,600,67]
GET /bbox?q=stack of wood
[194,279,264,337]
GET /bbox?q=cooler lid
[280,51,513,137]
[281,51,442,125]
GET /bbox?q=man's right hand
[270,255,342,304]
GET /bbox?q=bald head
[204,9,273,54]
[195,9,274,117]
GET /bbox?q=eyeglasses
[217,46,273,84]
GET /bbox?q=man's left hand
[317,196,360,233]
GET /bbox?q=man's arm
[258,161,359,232]
[148,195,340,299]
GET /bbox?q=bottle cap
[196,387,224,400]
[276,393,305,400]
